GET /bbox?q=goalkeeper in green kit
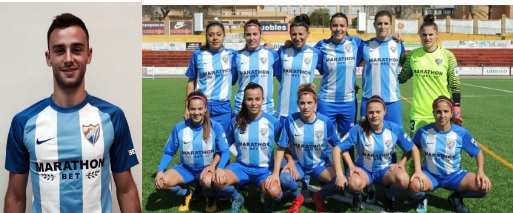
[398,14,462,139]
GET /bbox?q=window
[290,6,300,16]
[327,6,336,15]
[303,6,312,15]
[339,6,348,14]
[364,6,374,15]
[263,6,275,12]
[351,6,361,15]
[280,6,288,13]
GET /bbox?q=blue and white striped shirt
[233,46,280,114]
[337,121,413,172]
[278,112,338,169]
[185,47,237,102]
[358,38,405,102]
[161,119,229,171]
[227,113,282,168]
[275,45,321,117]
[5,94,139,213]
[316,37,362,103]
[414,123,480,176]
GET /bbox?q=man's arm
[4,172,28,213]
[112,169,141,213]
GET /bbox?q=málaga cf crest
[83,124,100,145]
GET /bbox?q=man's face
[45,25,92,90]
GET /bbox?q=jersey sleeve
[461,130,480,157]
[158,123,180,171]
[109,109,139,173]
[399,43,406,65]
[185,50,199,79]
[398,49,414,83]
[226,118,236,146]
[314,41,324,74]
[395,125,414,153]
[232,51,239,85]
[274,47,284,82]
[326,118,340,147]
[444,49,461,105]
[277,116,291,148]
[213,122,229,153]
[271,49,281,78]
[273,118,283,143]
[5,115,30,174]
[412,127,423,148]
[213,121,230,169]
[335,125,359,152]
[356,40,365,66]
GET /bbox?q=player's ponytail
[290,14,310,31]
[419,14,438,33]
[235,82,264,133]
[359,95,386,138]
[187,91,211,140]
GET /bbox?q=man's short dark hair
[47,13,89,50]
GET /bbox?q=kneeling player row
[155,84,490,213]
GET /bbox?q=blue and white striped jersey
[358,38,405,102]
[5,94,139,213]
[316,37,362,103]
[185,47,237,102]
[233,46,280,114]
[336,121,413,172]
[275,45,321,117]
[160,119,229,171]
[278,112,338,169]
[414,123,480,176]
[227,113,282,168]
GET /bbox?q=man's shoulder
[87,95,124,114]
[12,97,51,124]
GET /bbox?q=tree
[378,5,415,19]
[309,9,330,28]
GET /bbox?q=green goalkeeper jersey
[398,47,460,120]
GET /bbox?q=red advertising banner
[142,21,165,35]
[170,21,193,35]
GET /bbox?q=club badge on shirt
[83,124,100,145]
[260,56,268,64]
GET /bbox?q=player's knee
[264,183,282,200]
[348,177,364,192]
[162,175,176,188]
[408,178,422,194]
[396,172,410,188]
[200,177,213,190]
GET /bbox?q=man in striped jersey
[4,13,140,213]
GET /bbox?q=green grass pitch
[142,77,513,212]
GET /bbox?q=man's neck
[52,86,87,107]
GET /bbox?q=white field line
[461,83,513,94]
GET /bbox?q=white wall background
[0,3,142,212]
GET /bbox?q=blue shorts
[226,163,272,187]
[294,161,332,181]
[279,116,287,127]
[317,99,356,135]
[360,97,403,127]
[173,164,203,184]
[208,101,232,131]
[347,166,390,186]
[424,169,468,192]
